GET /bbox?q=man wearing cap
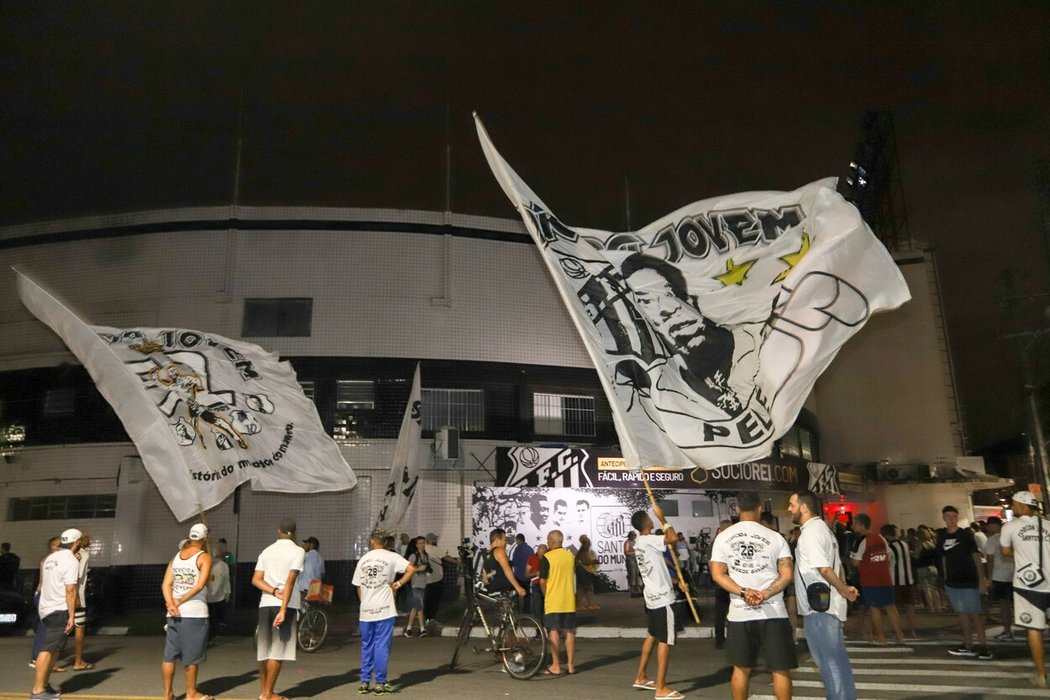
[252,518,305,700]
[1000,490,1050,689]
[29,528,81,700]
[298,537,325,601]
[161,524,213,700]
[353,529,416,695]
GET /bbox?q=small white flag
[16,271,356,521]
[475,115,910,470]
[374,362,423,531]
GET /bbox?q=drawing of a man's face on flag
[476,115,911,470]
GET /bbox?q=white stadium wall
[0,208,590,372]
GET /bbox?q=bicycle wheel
[500,614,547,680]
[449,606,475,670]
[297,607,328,652]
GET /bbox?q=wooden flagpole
[642,471,700,624]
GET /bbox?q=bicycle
[297,597,329,652]
[449,584,547,679]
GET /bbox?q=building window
[800,428,815,461]
[657,499,680,517]
[779,428,801,458]
[333,380,374,441]
[43,388,75,416]
[242,298,313,337]
[422,388,484,432]
[691,499,713,517]
[8,494,117,521]
[336,381,374,410]
[533,393,596,437]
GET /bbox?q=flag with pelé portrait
[475,114,911,471]
[16,271,357,521]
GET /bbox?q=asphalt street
[2,631,1048,699]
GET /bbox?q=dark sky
[2,1,1049,451]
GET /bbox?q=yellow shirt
[541,547,576,614]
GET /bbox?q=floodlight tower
[842,111,912,251]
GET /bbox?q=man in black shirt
[936,505,991,659]
[0,543,19,590]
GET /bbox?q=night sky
[2,2,1048,451]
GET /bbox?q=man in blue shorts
[937,505,991,659]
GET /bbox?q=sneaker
[947,645,977,657]
[993,631,1014,641]
[975,646,994,660]
[28,662,35,669]
[45,686,61,698]
[373,682,398,695]
[357,683,371,694]
[29,691,60,700]
[401,628,412,638]
[418,628,428,637]
[1032,673,1049,689]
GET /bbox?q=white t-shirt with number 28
[710,520,792,622]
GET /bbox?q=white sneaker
[993,631,1014,641]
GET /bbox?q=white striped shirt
[887,539,914,586]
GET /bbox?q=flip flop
[73,663,95,671]
[632,681,657,690]
[655,692,684,700]
[52,667,67,673]
[542,669,564,676]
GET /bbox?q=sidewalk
[85,589,973,641]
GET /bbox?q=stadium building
[0,205,993,610]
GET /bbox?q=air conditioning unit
[434,426,461,462]
[876,464,920,482]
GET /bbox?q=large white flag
[16,271,357,521]
[374,362,423,531]
[476,115,911,470]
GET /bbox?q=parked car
[0,588,30,635]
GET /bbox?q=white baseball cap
[60,528,82,545]
[1013,490,1039,507]
[189,523,209,540]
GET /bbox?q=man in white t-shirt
[789,490,859,700]
[983,516,1014,641]
[629,506,687,700]
[251,518,305,700]
[161,523,213,700]
[710,491,796,700]
[353,528,416,695]
[1000,490,1050,689]
[30,528,81,700]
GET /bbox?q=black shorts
[544,612,577,632]
[991,580,1013,602]
[40,611,69,655]
[726,618,798,671]
[646,605,678,646]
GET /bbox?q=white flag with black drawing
[16,271,357,522]
[374,362,423,531]
[476,115,911,470]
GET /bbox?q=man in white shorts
[252,518,305,700]
[1000,490,1050,689]
[161,523,213,700]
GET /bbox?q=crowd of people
[17,488,1050,699]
